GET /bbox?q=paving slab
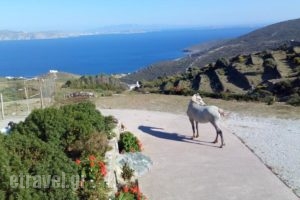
[101,109,299,200]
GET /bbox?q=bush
[12,101,115,158]
[293,57,300,65]
[121,163,135,182]
[216,57,230,67]
[263,58,277,68]
[63,74,126,92]
[272,80,293,96]
[232,55,246,63]
[118,132,141,153]
[76,155,108,200]
[287,94,300,106]
[0,133,79,200]
[1,101,116,199]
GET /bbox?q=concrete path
[101,109,299,200]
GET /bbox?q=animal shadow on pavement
[138,125,219,148]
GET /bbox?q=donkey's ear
[191,94,197,102]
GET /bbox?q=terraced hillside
[122,18,300,83]
[141,44,300,105]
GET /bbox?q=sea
[0,27,256,77]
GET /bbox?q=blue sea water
[0,28,255,77]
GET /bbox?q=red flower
[90,161,95,167]
[130,185,139,194]
[89,155,96,161]
[123,185,129,193]
[75,159,81,165]
[98,161,107,176]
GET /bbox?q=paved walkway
[101,109,299,200]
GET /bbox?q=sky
[0,0,299,32]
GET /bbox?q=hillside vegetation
[122,18,300,83]
[63,74,127,92]
[140,44,300,106]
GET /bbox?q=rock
[116,152,153,178]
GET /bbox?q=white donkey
[186,94,225,148]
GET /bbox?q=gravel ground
[225,113,300,197]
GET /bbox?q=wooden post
[40,85,44,109]
[0,93,4,120]
[24,87,30,114]
[39,79,44,109]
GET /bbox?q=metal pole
[0,93,4,120]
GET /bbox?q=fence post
[24,87,30,114]
[0,93,4,120]
[39,79,44,109]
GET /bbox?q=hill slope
[122,18,300,83]
[141,43,300,105]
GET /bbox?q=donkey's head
[191,93,206,106]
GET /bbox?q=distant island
[0,30,92,41]
[0,25,197,41]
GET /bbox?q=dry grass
[2,91,298,119]
[96,92,300,119]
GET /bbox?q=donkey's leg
[196,121,199,138]
[212,121,225,148]
[211,121,220,144]
[219,130,224,148]
[189,118,195,138]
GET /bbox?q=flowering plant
[75,155,107,186]
[115,183,147,200]
[118,131,143,153]
[75,155,109,199]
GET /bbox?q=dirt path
[101,109,299,200]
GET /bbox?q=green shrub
[0,101,115,199]
[293,57,300,65]
[121,163,135,182]
[12,101,115,157]
[272,80,293,96]
[216,57,230,67]
[263,58,277,68]
[118,132,141,153]
[0,133,79,200]
[63,74,126,92]
[232,55,246,63]
[287,94,300,106]
[76,155,108,200]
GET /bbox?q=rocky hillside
[122,18,300,83]
[141,44,300,105]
